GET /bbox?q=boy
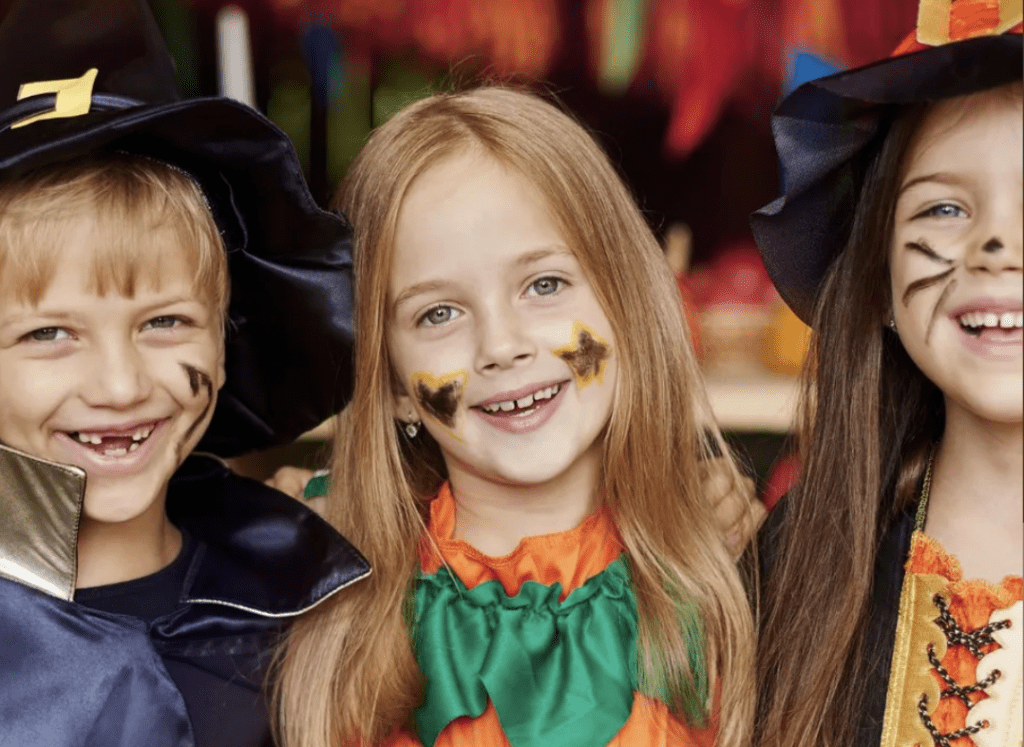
[0,1,369,746]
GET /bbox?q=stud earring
[404,420,421,438]
[887,316,897,331]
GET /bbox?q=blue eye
[418,306,461,327]
[24,327,72,342]
[526,277,565,297]
[917,203,968,219]
[143,315,187,331]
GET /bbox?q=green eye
[527,277,564,296]
[419,306,460,327]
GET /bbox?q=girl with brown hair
[752,3,1022,746]
[271,86,756,747]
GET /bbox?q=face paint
[553,321,613,389]
[180,362,214,445]
[898,240,960,345]
[412,370,468,429]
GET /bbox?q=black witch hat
[0,0,354,456]
[750,0,1022,325]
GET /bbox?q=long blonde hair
[272,86,755,747]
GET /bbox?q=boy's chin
[81,473,171,526]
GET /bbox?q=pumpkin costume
[384,484,715,747]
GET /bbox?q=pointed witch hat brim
[750,1,1022,326]
[0,0,354,457]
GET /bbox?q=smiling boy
[0,2,367,746]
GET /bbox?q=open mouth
[956,310,1023,337]
[478,383,563,416]
[65,422,159,458]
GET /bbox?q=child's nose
[964,202,1023,273]
[81,340,153,408]
[474,307,535,374]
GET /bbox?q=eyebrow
[898,172,969,197]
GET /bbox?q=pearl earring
[405,420,421,438]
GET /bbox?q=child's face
[387,152,618,489]
[889,88,1023,424]
[0,215,225,524]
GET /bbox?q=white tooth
[984,312,999,327]
[132,431,143,441]
[104,447,127,457]
[1016,312,1024,328]
[76,432,90,444]
[534,388,550,401]
[499,401,515,412]
[516,395,534,409]
[129,442,140,452]
[90,434,103,445]
[1000,312,1015,329]
[484,404,500,413]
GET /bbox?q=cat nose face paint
[412,370,468,429]
[553,321,613,389]
[888,88,1022,425]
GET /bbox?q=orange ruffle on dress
[881,531,1022,747]
[384,483,715,747]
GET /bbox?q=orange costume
[881,528,1022,747]
[385,484,715,747]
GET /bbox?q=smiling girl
[273,88,756,747]
[753,4,1022,746]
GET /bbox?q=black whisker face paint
[412,371,468,429]
[902,266,956,306]
[906,240,954,266]
[553,322,612,389]
[180,362,215,448]
[926,278,957,345]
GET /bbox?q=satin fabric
[0,453,370,747]
[414,557,638,747]
[881,532,1022,747]
[386,484,715,747]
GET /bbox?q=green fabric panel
[412,556,639,747]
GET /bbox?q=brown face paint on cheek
[898,240,960,346]
[179,362,214,450]
[553,321,613,389]
[926,278,957,345]
[412,371,468,429]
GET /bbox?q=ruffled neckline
[908,531,1022,608]
[419,482,624,600]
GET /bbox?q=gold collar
[0,443,85,600]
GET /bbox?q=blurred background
[0,0,920,500]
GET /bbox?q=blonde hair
[273,87,755,747]
[0,154,228,320]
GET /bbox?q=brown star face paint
[412,370,468,429]
[553,321,613,388]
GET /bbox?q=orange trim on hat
[892,0,1022,56]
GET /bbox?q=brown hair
[0,154,228,320]
[272,87,755,747]
[755,82,1024,747]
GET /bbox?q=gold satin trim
[972,600,1023,747]
[0,444,85,600]
[880,538,949,747]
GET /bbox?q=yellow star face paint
[553,321,613,389]
[412,370,469,429]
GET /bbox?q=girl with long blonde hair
[273,86,755,747]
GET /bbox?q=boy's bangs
[0,158,227,313]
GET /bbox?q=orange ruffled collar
[419,483,624,601]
